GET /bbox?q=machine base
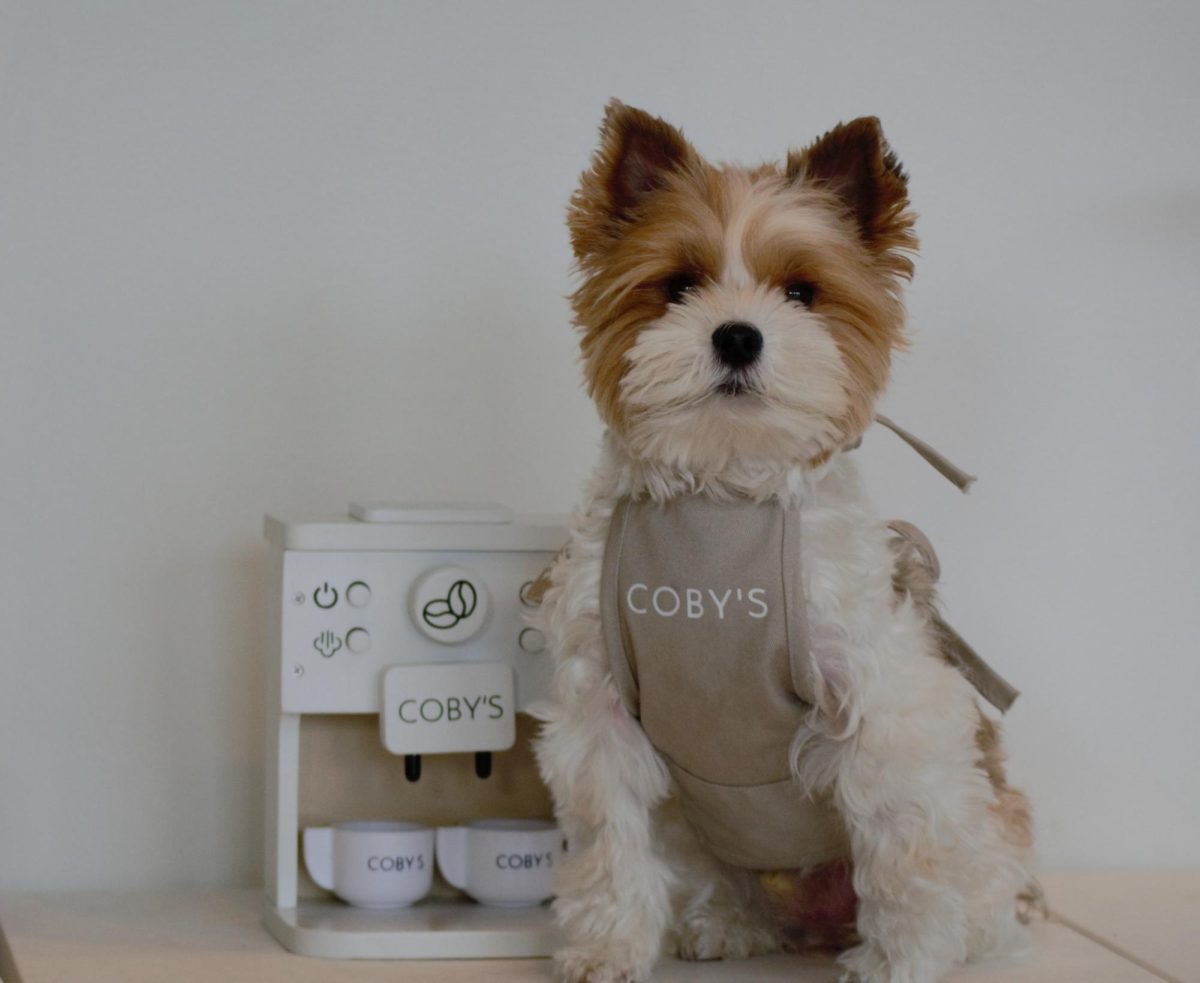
[262,897,559,959]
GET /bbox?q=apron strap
[933,614,1021,714]
[873,414,976,493]
[887,519,1020,713]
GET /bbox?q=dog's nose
[711,322,763,369]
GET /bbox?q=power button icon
[313,583,338,609]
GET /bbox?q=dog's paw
[674,908,779,961]
[554,947,650,983]
[837,941,952,983]
[836,942,887,983]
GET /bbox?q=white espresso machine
[261,502,568,958]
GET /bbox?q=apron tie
[886,519,1020,713]
[873,414,976,493]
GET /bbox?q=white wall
[3,0,1198,890]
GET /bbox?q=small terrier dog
[533,100,1034,983]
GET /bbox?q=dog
[532,100,1034,983]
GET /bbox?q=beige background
[2,0,1198,890]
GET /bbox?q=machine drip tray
[263,898,559,959]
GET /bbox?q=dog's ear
[568,99,696,260]
[786,117,916,264]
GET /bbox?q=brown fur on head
[568,100,917,473]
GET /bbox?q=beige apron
[600,495,850,869]
[595,419,1019,870]
[543,418,1016,869]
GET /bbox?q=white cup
[436,818,564,907]
[303,821,434,909]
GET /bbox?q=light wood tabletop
[0,871,1192,982]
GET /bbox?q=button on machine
[346,581,371,607]
[410,566,490,644]
[345,627,371,654]
[518,628,546,654]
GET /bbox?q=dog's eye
[665,273,700,305]
[785,281,817,307]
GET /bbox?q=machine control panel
[278,548,558,715]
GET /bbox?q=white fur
[533,438,1033,982]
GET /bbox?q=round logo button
[409,566,490,644]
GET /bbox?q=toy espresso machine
[261,502,568,958]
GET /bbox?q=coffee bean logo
[422,579,478,630]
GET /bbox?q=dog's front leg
[535,617,674,982]
[802,599,996,983]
